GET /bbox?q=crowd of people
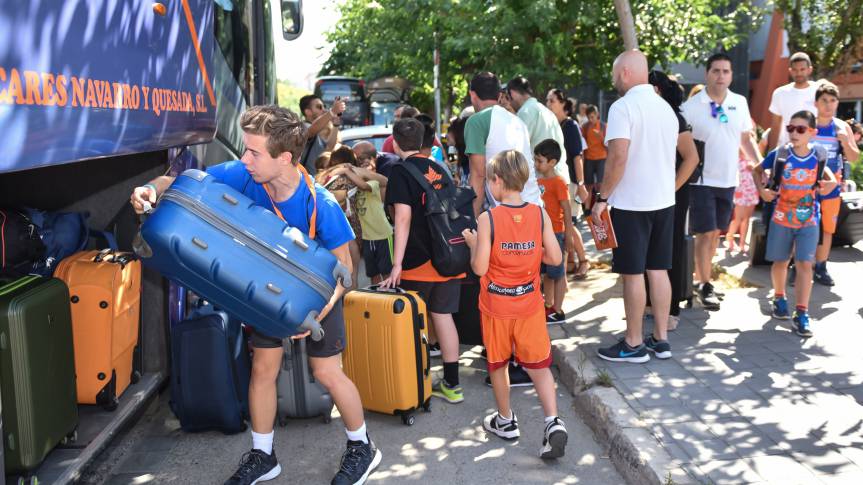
[129,46,862,485]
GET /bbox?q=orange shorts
[481,309,552,371]
[821,197,841,235]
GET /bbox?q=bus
[0,1,303,483]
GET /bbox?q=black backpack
[401,162,477,277]
[0,209,47,278]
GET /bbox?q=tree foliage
[322,0,763,114]
[775,0,863,79]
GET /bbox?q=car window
[318,82,362,102]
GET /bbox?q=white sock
[346,422,369,444]
[544,416,559,425]
[497,411,513,423]
[252,430,274,455]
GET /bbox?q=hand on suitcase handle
[298,311,325,342]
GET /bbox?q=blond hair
[239,105,307,163]
[487,150,530,192]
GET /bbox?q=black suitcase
[678,235,695,307]
[833,191,863,247]
[277,338,333,424]
[453,275,483,346]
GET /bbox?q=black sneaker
[698,283,721,311]
[540,418,568,459]
[546,311,566,324]
[484,362,534,388]
[597,338,650,363]
[224,449,281,485]
[643,335,672,359]
[331,437,382,485]
[428,342,441,358]
[483,412,520,440]
[813,262,835,287]
[479,348,487,360]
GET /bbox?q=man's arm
[307,98,346,139]
[590,138,629,221]
[469,153,487,217]
[767,113,782,151]
[741,130,763,164]
[574,154,588,201]
[819,166,838,195]
[130,175,176,214]
[752,161,776,202]
[838,121,861,163]
[313,242,352,324]
[353,166,388,187]
[675,131,699,190]
[380,203,411,288]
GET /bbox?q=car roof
[317,76,362,82]
[339,125,392,140]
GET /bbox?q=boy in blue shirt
[131,105,381,485]
[751,110,836,338]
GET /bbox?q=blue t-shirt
[811,120,843,200]
[206,161,354,250]
[760,148,821,229]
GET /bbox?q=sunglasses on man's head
[785,125,811,134]
[709,101,728,124]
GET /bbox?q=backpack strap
[487,209,495,246]
[811,145,828,191]
[263,165,318,240]
[400,160,443,210]
[771,146,790,191]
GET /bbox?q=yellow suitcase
[343,287,432,425]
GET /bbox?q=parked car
[339,125,392,153]
[314,76,369,127]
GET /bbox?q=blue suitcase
[170,305,251,434]
[137,169,351,340]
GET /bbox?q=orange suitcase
[343,287,432,426]
[55,249,141,410]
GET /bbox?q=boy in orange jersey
[462,149,568,459]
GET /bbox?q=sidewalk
[552,237,863,484]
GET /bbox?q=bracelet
[143,183,158,194]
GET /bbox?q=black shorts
[611,206,674,274]
[400,278,461,314]
[249,300,346,358]
[584,158,606,185]
[362,238,393,278]
[690,185,735,234]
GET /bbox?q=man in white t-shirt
[681,53,762,311]
[464,71,542,217]
[592,50,679,364]
[767,52,819,151]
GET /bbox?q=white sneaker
[483,412,520,440]
[540,418,568,459]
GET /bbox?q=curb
[552,342,695,485]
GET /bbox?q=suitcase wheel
[131,370,142,385]
[61,429,78,445]
[97,371,119,411]
[422,400,431,412]
[322,413,332,424]
[401,414,416,426]
[17,476,39,485]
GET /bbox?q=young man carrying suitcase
[130,105,381,485]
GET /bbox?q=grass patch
[593,369,613,387]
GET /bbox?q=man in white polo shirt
[593,50,679,364]
[766,52,819,151]
[681,52,762,311]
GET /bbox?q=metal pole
[434,31,442,139]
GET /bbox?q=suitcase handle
[421,333,431,378]
[299,310,325,342]
[365,285,406,294]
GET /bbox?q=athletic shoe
[483,412,520,440]
[697,282,721,311]
[484,362,534,388]
[793,311,813,338]
[813,262,835,287]
[597,338,650,364]
[431,379,464,403]
[772,297,791,320]
[546,311,566,324]
[643,335,672,359]
[540,418,568,459]
[479,348,487,360]
[428,342,441,358]
[331,437,382,485]
[224,449,281,485]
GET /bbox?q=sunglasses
[785,124,811,134]
[710,101,728,123]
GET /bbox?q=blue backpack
[20,209,117,276]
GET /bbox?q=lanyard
[263,164,317,240]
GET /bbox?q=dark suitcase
[453,275,483,346]
[749,216,770,266]
[833,191,863,247]
[676,235,695,307]
[0,276,78,474]
[138,169,352,340]
[277,338,333,424]
[170,305,251,434]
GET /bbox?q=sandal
[573,260,590,280]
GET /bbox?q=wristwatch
[596,195,608,203]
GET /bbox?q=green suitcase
[0,276,78,474]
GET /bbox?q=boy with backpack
[382,117,467,404]
[461,149,568,459]
[751,110,837,338]
[534,139,575,323]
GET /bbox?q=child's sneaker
[643,335,672,359]
[813,262,835,287]
[546,310,566,324]
[428,342,441,358]
[793,311,813,338]
[540,418,568,459]
[772,297,791,320]
[483,412,520,440]
[431,379,464,403]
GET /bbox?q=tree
[775,0,863,78]
[277,80,311,113]
[322,0,764,115]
